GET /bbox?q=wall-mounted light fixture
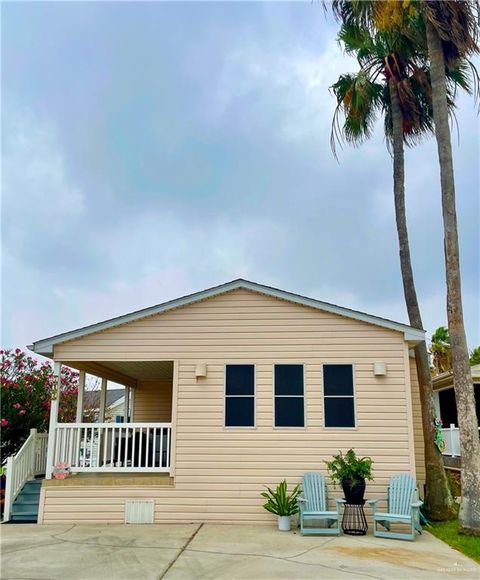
[195,363,207,379]
[373,362,387,376]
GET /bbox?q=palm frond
[329,0,477,155]
[423,0,480,62]
[330,71,383,157]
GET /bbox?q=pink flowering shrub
[1,349,79,459]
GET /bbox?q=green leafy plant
[325,449,374,486]
[429,326,452,375]
[469,346,480,367]
[261,480,301,517]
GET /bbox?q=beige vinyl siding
[44,288,418,524]
[133,380,172,422]
[409,355,426,488]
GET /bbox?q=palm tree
[330,19,457,520]
[422,0,480,534]
[430,326,452,375]
[331,0,480,536]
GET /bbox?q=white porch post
[29,428,37,479]
[130,387,136,420]
[450,423,459,457]
[45,361,61,479]
[4,456,14,521]
[99,378,107,422]
[124,386,130,422]
[76,370,85,423]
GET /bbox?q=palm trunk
[425,20,480,534]
[389,78,456,520]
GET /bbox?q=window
[323,364,355,427]
[274,364,305,427]
[225,365,255,427]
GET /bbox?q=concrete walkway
[1,523,478,580]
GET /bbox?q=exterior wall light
[373,362,387,376]
[195,363,207,379]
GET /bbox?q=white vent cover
[373,362,387,376]
[195,363,207,378]
[125,500,154,524]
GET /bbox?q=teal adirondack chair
[297,472,342,535]
[368,474,423,541]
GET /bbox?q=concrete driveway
[1,523,478,580]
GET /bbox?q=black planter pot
[341,477,366,504]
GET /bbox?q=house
[432,364,480,468]
[108,394,127,422]
[82,388,126,422]
[27,279,426,525]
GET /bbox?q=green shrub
[261,480,301,516]
[325,449,374,485]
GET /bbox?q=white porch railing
[4,429,48,521]
[441,424,480,457]
[51,423,172,473]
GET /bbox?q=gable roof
[84,388,125,409]
[29,278,425,356]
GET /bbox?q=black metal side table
[341,500,368,535]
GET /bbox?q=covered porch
[432,364,480,462]
[46,360,176,479]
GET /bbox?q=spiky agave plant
[261,480,301,517]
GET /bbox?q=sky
[2,1,479,353]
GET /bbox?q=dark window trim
[323,363,357,429]
[224,364,256,428]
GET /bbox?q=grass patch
[428,519,480,564]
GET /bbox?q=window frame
[224,363,256,429]
[273,363,307,429]
[322,363,357,429]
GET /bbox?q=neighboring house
[82,388,125,422]
[28,279,426,525]
[432,364,480,467]
[108,395,126,422]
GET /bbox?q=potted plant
[325,449,373,504]
[261,479,301,531]
[52,462,71,480]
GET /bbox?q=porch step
[9,513,39,522]
[22,480,42,488]
[10,479,42,523]
[21,480,42,492]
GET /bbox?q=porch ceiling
[103,361,174,381]
[65,360,174,385]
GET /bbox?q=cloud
[2,109,85,250]
[1,2,478,353]
[212,32,359,149]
